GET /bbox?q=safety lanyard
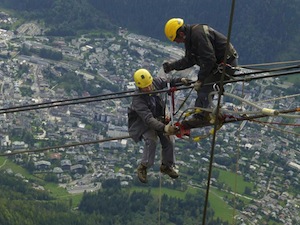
[167,80,174,124]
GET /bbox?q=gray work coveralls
[128,77,181,168]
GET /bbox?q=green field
[209,187,235,223]
[216,168,254,194]
[284,74,300,84]
[131,185,198,199]
[0,157,35,179]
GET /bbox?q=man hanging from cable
[163,18,239,129]
[128,68,191,183]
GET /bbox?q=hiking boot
[137,164,148,183]
[160,164,179,179]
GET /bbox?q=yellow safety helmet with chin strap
[164,18,184,41]
[134,69,153,88]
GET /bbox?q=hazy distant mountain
[1,0,299,64]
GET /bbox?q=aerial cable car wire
[253,93,300,104]
[208,91,300,118]
[174,91,299,140]
[0,66,298,115]
[0,69,298,115]
[231,75,246,225]
[202,0,237,224]
[1,64,298,115]
[223,108,299,122]
[240,59,300,69]
[0,135,131,157]
[0,108,298,157]
[229,69,300,82]
[1,63,297,113]
[249,119,300,127]
[233,63,300,77]
[250,120,300,136]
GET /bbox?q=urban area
[0,12,299,225]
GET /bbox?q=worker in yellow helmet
[128,68,191,183]
[163,18,238,129]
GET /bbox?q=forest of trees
[0,172,228,225]
[0,0,299,64]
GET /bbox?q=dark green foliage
[0,0,116,36]
[0,172,104,225]
[91,0,300,64]
[101,178,121,190]
[0,172,52,201]
[19,86,34,97]
[78,187,224,225]
[39,48,63,60]
[42,66,120,96]
[9,128,35,145]
[44,173,59,183]
[1,0,299,63]
[0,0,52,11]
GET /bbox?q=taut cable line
[0,69,299,115]
[240,59,300,69]
[0,135,131,156]
[234,63,300,77]
[0,108,298,157]
[202,0,236,224]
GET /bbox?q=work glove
[163,62,174,73]
[181,78,192,86]
[193,80,202,91]
[164,123,179,135]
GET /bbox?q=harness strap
[203,25,214,53]
[170,87,176,115]
[167,86,177,121]
[204,25,238,64]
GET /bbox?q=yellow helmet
[134,69,153,88]
[164,18,184,41]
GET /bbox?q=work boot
[208,112,226,126]
[181,115,211,129]
[137,164,148,183]
[160,164,179,179]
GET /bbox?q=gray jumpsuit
[128,77,181,167]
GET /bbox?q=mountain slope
[0,0,299,64]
